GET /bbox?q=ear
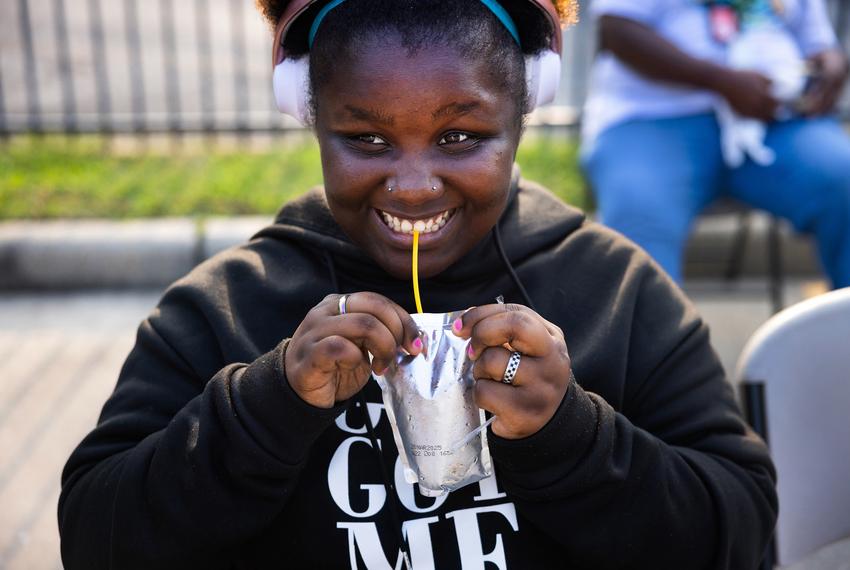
[525,50,561,110]
[273,57,312,126]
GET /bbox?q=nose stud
[386,184,438,193]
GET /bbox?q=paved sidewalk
[0,280,825,569]
[0,291,159,570]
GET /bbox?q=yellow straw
[412,230,424,314]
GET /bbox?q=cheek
[318,141,382,206]
[318,138,354,182]
[461,141,517,203]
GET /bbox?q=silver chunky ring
[338,294,350,316]
[502,351,522,385]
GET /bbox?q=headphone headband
[308,0,522,47]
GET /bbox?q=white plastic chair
[736,287,850,569]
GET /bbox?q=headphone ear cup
[525,50,561,110]
[273,57,311,126]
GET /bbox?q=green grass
[515,134,589,210]
[0,133,589,219]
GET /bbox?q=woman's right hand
[713,68,780,121]
[284,293,423,408]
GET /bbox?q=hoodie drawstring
[493,223,536,312]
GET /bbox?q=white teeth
[379,209,453,235]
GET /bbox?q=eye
[356,134,388,146]
[346,133,390,153]
[348,134,387,146]
[438,132,480,153]
[439,132,471,145]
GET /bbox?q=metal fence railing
[1,0,849,136]
[1,0,280,134]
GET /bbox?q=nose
[386,154,442,202]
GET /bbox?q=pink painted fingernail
[467,345,475,358]
[453,318,463,332]
[413,337,423,351]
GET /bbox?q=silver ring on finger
[338,294,350,316]
[502,351,522,385]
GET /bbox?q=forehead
[315,39,513,119]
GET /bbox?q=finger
[466,308,553,358]
[473,346,529,387]
[473,374,563,428]
[453,302,531,337]
[542,319,565,342]
[472,378,517,418]
[310,334,370,374]
[386,301,424,356]
[326,312,400,374]
[327,293,423,356]
[473,380,557,438]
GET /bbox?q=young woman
[59,1,777,568]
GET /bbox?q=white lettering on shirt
[329,409,519,568]
[329,436,386,518]
[335,401,385,435]
[445,503,519,570]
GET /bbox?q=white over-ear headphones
[273,57,312,125]
[271,0,564,126]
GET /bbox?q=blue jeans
[581,113,850,288]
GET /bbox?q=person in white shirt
[581,0,850,287]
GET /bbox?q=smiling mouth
[378,209,456,235]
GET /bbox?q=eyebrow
[340,101,482,125]
[432,101,481,120]
[343,105,395,126]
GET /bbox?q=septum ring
[502,351,522,385]
[338,294,350,316]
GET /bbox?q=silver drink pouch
[375,311,493,497]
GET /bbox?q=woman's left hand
[453,303,572,439]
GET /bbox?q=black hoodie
[59,174,777,569]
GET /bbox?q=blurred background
[1,0,848,218]
[0,0,848,568]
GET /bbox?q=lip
[371,207,459,249]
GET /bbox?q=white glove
[716,100,775,167]
[715,23,807,168]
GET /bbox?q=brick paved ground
[0,291,158,569]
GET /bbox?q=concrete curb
[0,213,821,290]
[0,217,269,289]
